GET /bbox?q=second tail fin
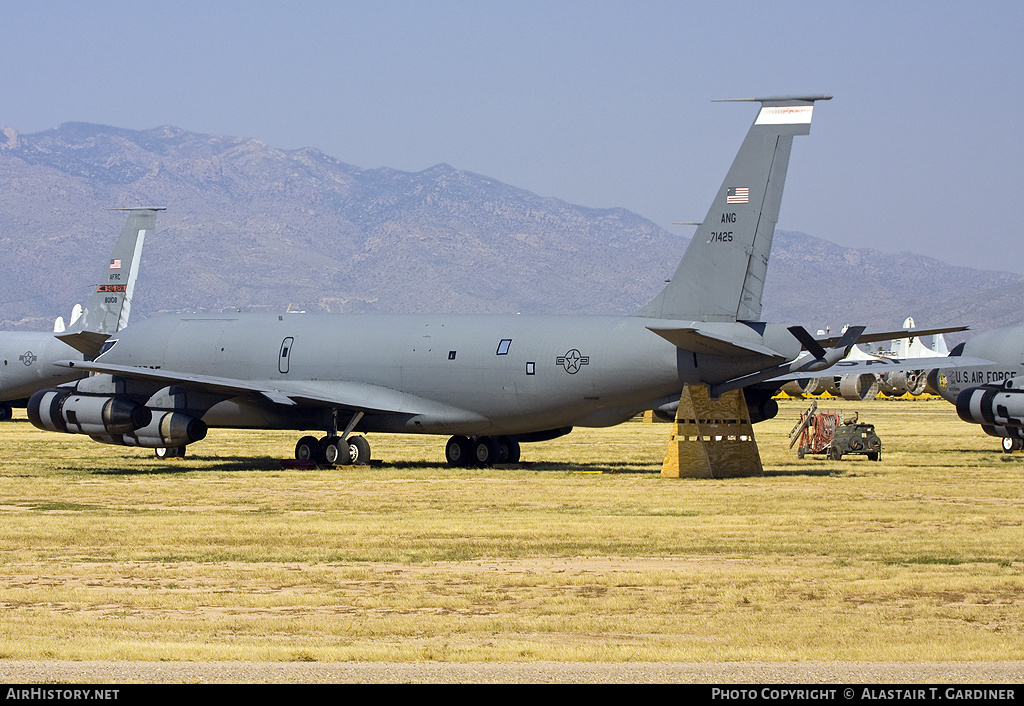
[57,207,163,357]
[637,95,830,322]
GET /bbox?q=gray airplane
[0,208,158,421]
[27,96,942,465]
[929,326,1024,452]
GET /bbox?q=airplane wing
[767,355,995,381]
[815,325,968,349]
[55,360,486,423]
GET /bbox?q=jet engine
[838,373,880,401]
[108,412,208,448]
[27,388,206,448]
[28,388,151,437]
[779,379,812,397]
[877,372,906,397]
[890,370,928,396]
[956,379,1024,429]
[743,387,779,424]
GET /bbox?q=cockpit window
[96,339,118,358]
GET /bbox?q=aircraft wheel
[295,435,323,462]
[491,437,510,464]
[1001,437,1022,453]
[445,436,472,467]
[0,403,12,422]
[502,437,521,464]
[473,437,498,467]
[322,436,346,465]
[491,436,520,464]
[155,446,186,459]
[349,436,371,465]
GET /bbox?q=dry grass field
[0,398,1022,664]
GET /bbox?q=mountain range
[1,122,1019,346]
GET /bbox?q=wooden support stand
[661,384,764,478]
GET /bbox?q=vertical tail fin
[57,207,164,356]
[637,95,830,322]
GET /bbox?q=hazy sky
[3,1,1023,273]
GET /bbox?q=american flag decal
[727,187,749,204]
[109,259,121,269]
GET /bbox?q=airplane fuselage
[922,325,1024,450]
[23,98,830,464]
[97,313,796,435]
[1,332,86,402]
[932,326,1024,404]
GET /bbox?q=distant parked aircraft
[0,208,158,421]
[930,326,1024,451]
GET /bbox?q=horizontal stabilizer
[54,330,110,358]
[647,325,785,358]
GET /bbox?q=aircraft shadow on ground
[949,448,1021,457]
[382,460,662,474]
[91,457,653,475]
[93,458,860,477]
[763,468,845,478]
[94,458,666,475]
[94,456,289,475]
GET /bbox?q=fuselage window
[496,339,512,355]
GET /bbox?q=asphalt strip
[1,661,1023,684]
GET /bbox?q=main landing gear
[445,435,521,467]
[295,434,371,465]
[292,410,369,465]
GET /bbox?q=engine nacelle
[957,378,1024,428]
[779,379,811,397]
[838,373,879,401]
[743,388,779,424]
[877,372,905,397]
[28,388,151,437]
[92,412,208,448]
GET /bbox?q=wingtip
[713,94,832,104]
[107,206,167,212]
